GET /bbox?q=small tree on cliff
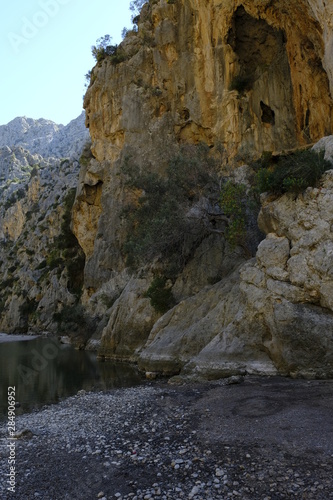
[92,35,117,62]
[91,35,126,64]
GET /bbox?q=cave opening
[227,6,297,152]
[228,6,288,88]
[260,101,275,125]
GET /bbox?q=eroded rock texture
[77,0,333,288]
[71,0,333,377]
[139,150,333,379]
[0,114,89,339]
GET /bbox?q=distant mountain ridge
[0,113,86,335]
[0,112,90,159]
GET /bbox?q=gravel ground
[0,376,333,499]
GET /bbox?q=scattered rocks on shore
[0,377,333,499]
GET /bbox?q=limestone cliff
[138,137,333,379]
[79,0,333,285]
[0,115,89,342]
[2,0,333,380]
[84,0,333,159]
[69,0,333,377]
[69,0,333,374]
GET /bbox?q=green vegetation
[52,304,86,333]
[2,277,15,289]
[51,189,85,296]
[4,188,26,210]
[55,189,77,249]
[79,142,94,167]
[53,304,83,324]
[218,149,330,247]
[25,203,39,220]
[19,299,38,318]
[92,35,127,64]
[219,181,248,247]
[36,260,47,270]
[46,250,63,270]
[30,165,39,179]
[99,293,119,310]
[254,149,331,195]
[121,145,329,260]
[144,275,175,314]
[121,143,218,275]
[218,147,331,249]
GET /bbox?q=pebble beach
[1,376,333,499]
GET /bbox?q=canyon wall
[3,0,333,379]
[0,116,89,342]
[138,137,333,379]
[84,0,333,160]
[78,0,333,289]
[70,0,333,378]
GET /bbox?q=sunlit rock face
[84,0,333,164]
[77,0,333,289]
[71,0,333,376]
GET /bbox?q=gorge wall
[0,115,89,340]
[139,138,333,380]
[70,0,333,378]
[84,0,333,159]
[79,0,333,285]
[2,0,333,380]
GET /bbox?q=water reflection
[0,336,143,419]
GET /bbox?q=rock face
[0,116,88,341]
[70,0,333,378]
[2,1,333,380]
[78,0,333,291]
[84,0,333,161]
[139,150,333,379]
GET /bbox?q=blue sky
[0,0,133,125]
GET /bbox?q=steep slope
[79,0,333,289]
[138,138,333,379]
[0,115,90,342]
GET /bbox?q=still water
[0,335,143,420]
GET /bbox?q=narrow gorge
[2,0,333,380]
